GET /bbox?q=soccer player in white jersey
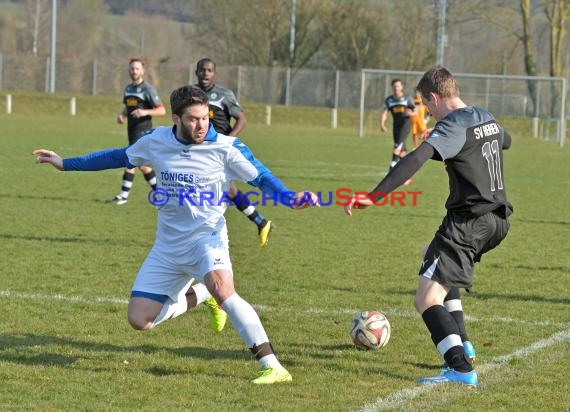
[33,85,319,384]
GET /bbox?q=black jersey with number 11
[427,106,513,217]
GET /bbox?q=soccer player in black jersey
[109,58,166,205]
[380,79,416,181]
[345,66,513,387]
[195,58,273,247]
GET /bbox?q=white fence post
[70,97,76,116]
[6,94,12,114]
[332,70,340,129]
[285,67,292,106]
[92,57,97,95]
[265,105,271,126]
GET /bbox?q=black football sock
[422,305,472,373]
[143,170,157,190]
[231,191,268,230]
[119,171,135,198]
[444,288,470,343]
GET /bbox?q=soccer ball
[350,311,391,350]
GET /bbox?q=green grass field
[0,96,569,411]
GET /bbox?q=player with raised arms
[345,66,513,387]
[33,85,320,385]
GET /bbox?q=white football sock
[259,354,283,370]
[241,205,256,216]
[151,298,187,329]
[222,293,270,350]
[191,283,212,305]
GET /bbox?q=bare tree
[520,0,540,115]
[320,0,387,70]
[543,0,568,116]
[455,0,540,114]
[20,0,51,55]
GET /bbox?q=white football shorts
[131,228,233,302]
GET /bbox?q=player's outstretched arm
[228,139,319,210]
[343,195,373,216]
[291,191,320,209]
[344,142,434,217]
[33,147,135,172]
[33,149,64,171]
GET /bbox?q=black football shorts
[418,211,510,289]
[392,118,411,151]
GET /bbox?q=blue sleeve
[256,174,295,206]
[63,147,134,171]
[231,139,295,207]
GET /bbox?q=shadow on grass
[0,233,151,246]
[0,352,78,367]
[0,193,76,202]
[488,262,570,274]
[0,233,92,244]
[405,361,443,371]
[0,334,249,370]
[511,217,570,226]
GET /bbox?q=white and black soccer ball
[350,311,391,350]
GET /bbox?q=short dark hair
[416,66,460,101]
[391,78,403,86]
[170,85,209,116]
[129,58,145,67]
[196,57,216,72]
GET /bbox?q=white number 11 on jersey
[482,139,503,191]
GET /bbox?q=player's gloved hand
[32,149,64,171]
[291,191,320,209]
[344,195,373,216]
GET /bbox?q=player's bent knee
[127,313,154,331]
[127,297,163,330]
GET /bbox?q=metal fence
[0,54,567,145]
[360,69,567,146]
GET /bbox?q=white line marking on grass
[305,306,568,328]
[2,290,567,328]
[0,289,269,311]
[358,327,570,412]
[0,289,129,305]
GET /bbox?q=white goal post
[359,69,567,147]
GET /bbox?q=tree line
[0,0,567,80]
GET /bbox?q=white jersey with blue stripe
[126,124,270,253]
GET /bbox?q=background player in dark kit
[380,79,416,176]
[109,58,166,205]
[195,58,273,247]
